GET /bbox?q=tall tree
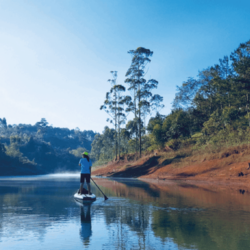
[100,71,130,160]
[125,47,163,157]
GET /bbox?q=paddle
[91,177,108,200]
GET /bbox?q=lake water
[0,175,250,250]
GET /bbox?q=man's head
[82,152,88,156]
[82,152,90,162]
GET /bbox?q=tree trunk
[139,94,141,158]
[247,93,250,127]
[114,82,118,161]
[134,87,138,155]
[138,67,141,158]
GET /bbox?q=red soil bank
[92,154,250,186]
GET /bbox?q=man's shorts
[80,173,90,184]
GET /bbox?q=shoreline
[94,175,250,190]
[92,152,250,189]
[0,169,249,189]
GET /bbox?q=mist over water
[0,176,250,250]
[0,173,79,180]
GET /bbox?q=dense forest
[0,118,96,175]
[91,40,250,165]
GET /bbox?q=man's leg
[86,174,91,195]
[79,173,84,194]
[79,182,84,194]
[87,183,91,195]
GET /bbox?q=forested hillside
[0,118,96,176]
[92,40,250,165]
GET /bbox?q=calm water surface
[0,175,250,250]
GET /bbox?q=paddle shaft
[91,177,108,200]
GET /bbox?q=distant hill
[0,118,97,176]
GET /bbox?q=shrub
[166,139,182,151]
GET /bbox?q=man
[78,152,92,195]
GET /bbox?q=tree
[36,118,48,127]
[100,71,131,160]
[147,113,165,149]
[0,142,6,157]
[212,56,234,108]
[162,110,191,141]
[125,47,164,157]
[91,126,116,163]
[35,118,49,134]
[172,78,200,110]
[230,40,250,125]
[0,118,7,128]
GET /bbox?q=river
[0,175,249,250]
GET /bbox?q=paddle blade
[104,196,108,201]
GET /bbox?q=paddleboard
[74,192,96,202]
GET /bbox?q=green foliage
[5,143,23,158]
[202,107,248,137]
[166,139,182,151]
[128,139,137,153]
[163,110,191,140]
[150,39,250,152]
[141,135,151,151]
[93,40,250,165]
[10,135,22,144]
[0,119,97,176]
[191,132,203,138]
[152,124,164,146]
[146,113,165,150]
[90,126,116,164]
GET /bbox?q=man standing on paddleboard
[78,152,92,195]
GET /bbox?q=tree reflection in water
[1,176,250,250]
[94,178,250,250]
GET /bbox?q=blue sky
[0,0,250,133]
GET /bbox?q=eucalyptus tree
[140,80,164,129]
[125,47,164,157]
[117,95,132,157]
[100,71,130,160]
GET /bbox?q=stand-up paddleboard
[74,192,96,202]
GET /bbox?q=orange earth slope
[92,150,250,186]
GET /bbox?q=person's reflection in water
[79,204,92,246]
